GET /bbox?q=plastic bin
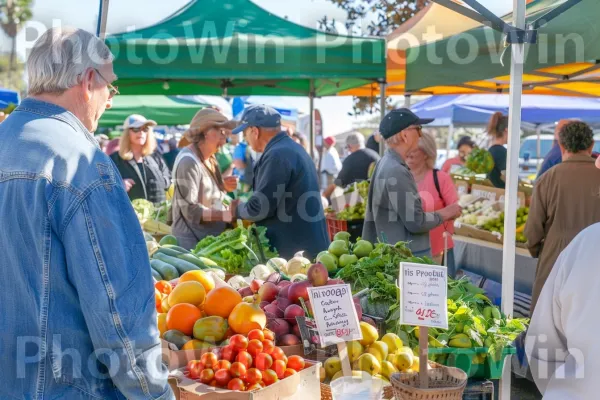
[325,216,364,241]
[428,346,516,379]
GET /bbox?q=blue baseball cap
[232,104,282,134]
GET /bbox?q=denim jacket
[0,99,173,400]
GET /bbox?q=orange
[179,270,215,292]
[181,339,211,351]
[203,286,242,318]
[166,303,202,336]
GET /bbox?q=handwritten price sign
[307,284,362,347]
[400,263,448,329]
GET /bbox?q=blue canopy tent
[411,94,600,126]
[0,87,20,109]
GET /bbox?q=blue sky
[4,0,514,135]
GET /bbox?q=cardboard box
[470,184,526,208]
[170,361,321,400]
[455,180,470,197]
[162,340,220,371]
[454,222,503,244]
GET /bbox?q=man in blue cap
[363,108,461,257]
[232,104,330,259]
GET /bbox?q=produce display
[479,207,529,243]
[465,148,495,174]
[334,180,369,221]
[456,199,494,225]
[183,330,309,392]
[193,222,278,275]
[132,199,172,235]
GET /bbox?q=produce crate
[428,346,516,380]
[325,215,364,242]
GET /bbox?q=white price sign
[400,263,448,329]
[307,284,363,347]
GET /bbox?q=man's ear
[81,68,94,102]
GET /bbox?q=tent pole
[309,80,317,172]
[379,82,387,157]
[500,0,526,399]
[447,123,455,165]
[96,0,110,39]
[404,94,411,108]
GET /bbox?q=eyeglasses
[94,68,119,98]
[408,125,423,137]
[130,126,150,133]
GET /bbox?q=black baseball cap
[232,104,282,134]
[379,108,434,140]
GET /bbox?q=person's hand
[438,203,462,222]
[123,179,135,192]
[223,176,239,192]
[223,200,239,223]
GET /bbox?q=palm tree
[0,0,33,86]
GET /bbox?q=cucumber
[161,244,191,254]
[154,247,184,257]
[159,235,178,246]
[177,253,208,269]
[152,253,200,275]
[150,259,179,281]
[150,268,163,281]
[197,256,219,268]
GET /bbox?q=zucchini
[161,244,191,254]
[150,268,163,281]
[177,253,208,269]
[152,253,200,275]
[154,247,184,257]
[197,256,219,268]
[150,259,179,281]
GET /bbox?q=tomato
[209,379,218,387]
[220,345,237,362]
[270,347,285,361]
[284,368,297,378]
[236,351,253,369]
[187,360,203,379]
[247,339,264,357]
[199,368,215,384]
[244,368,262,385]
[227,378,246,391]
[230,334,249,351]
[263,329,275,341]
[214,369,232,387]
[230,362,247,379]
[273,360,286,379]
[261,339,275,355]
[262,369,278,386]
[287,355,305,372]
[201,352,219,369]
[255,353,273,371]
[215,360,231,371]
[248,329,265,342]
[246,383,262,391]
[155,280,173,295]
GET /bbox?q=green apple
[333,231,351,244]
[339,254,358,268]
[317,253,338,272]
[353,240,374,258]
[328,240,349,257]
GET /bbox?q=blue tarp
[411,95,600,126]
[0,87,19,109]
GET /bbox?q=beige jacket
[525,154,600,311]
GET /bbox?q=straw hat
[178,108,237,148]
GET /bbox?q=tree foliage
[0,52,25,91]
[320,0,429,114]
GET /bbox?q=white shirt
[320,146,342,176]
[526,222,600,399]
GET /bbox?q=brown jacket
[525,154,600,311]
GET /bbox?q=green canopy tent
[98,95,210,127]
[105,0,386,97]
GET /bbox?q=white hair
[27,27,114,96]
[386,134,400,146]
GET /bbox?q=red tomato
[220,345,237,362]
[215,360,231,371]
[263,329,275,341]
[261,339,275,355]
[262,369,279,386]
[270,347,286,361]
[255,353,273,371]
[230,362,247,379]
[287,355,305,372]
[281,355,288,365]
[246,383,262,391]
[214,369,232,387]
[236,351,253,369]
[209,379,218,387]
[273,360,286,379]
[199,368,215,384]
[201,352,219,369]
[247,339,264,357]
[187,360,203,379]
[284,368,297,378]
[230,334,249,351]
[227,378,246,391]
[244,368,262,385]
[248,329,265,342]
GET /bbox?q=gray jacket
[363,149,442,255]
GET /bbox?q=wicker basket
[320,383,395,400]
[390,365,468,400]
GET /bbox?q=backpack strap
[433,168,445,207]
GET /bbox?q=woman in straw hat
[169,108,239,250]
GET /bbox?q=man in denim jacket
[0,28,173,399]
